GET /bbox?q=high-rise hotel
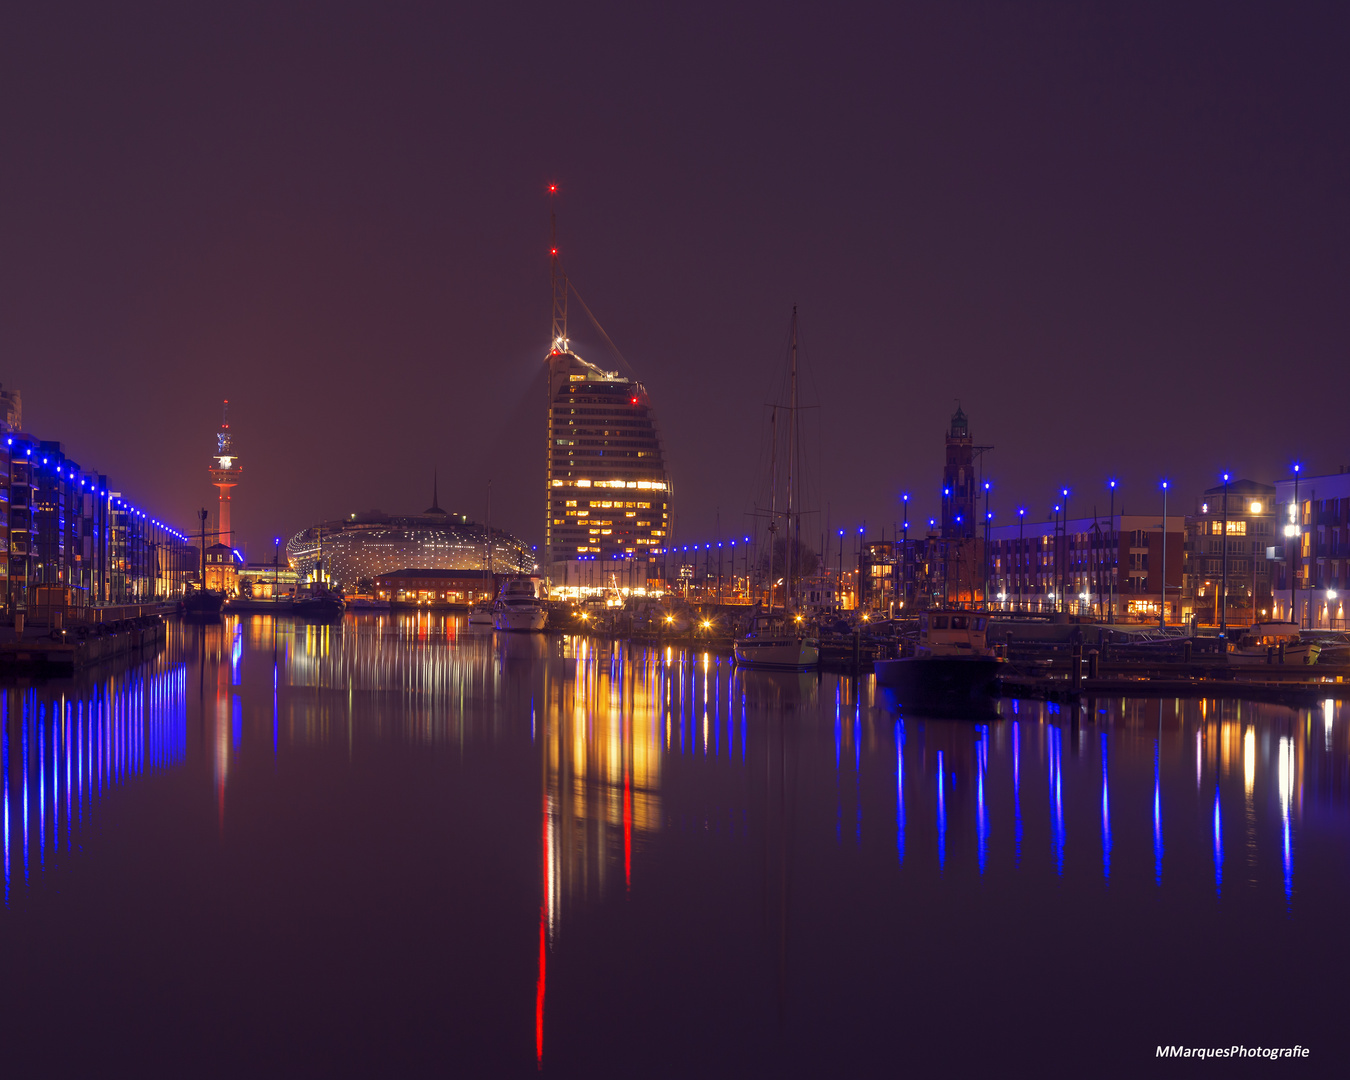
[545,347,669,592]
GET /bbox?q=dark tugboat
[293,527,346,621]
[183,508,226,618]
[874,609,1004,716]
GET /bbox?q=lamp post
[1061,488,1071,615]
[1159,480,1168,630]
[1288,463,1301,628]
[982,479,992,609]
[837,528,844,611]
[857,525,865,611]
[1220,471,1230,634]
[1052,503,1061,614]
[1017,507,1026,612]
[1107,478,1117,623]
[717,541,723,604]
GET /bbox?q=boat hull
[182,591,226,618]
[1228,642,1321,666]
[873,655,1003,714]
[494,608,547,632]
[734,637,820,670]
[295,598,346,621]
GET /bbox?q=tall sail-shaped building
[544,201,669,593]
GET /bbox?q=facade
[859,541,898,612]
[203,543,241,594]
[4,430,192,614]
[0,383,20,434]
[985,513,1183,619]
[239,562,300,598]
[1181,479,1276,627]
[373,568,498,606]
[286,502,533,590]
[1271,468,1350,630]
[545,346,670,594]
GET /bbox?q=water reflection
[4,613,1350,1072]
[2,660,188,903]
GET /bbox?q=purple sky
[3,2,1348,558]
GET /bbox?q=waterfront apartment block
[1271,467,1350,629]
[862,513,1183,619]
[1180,479,1276,627]
[3,429,192,615]
[545,346,669,594]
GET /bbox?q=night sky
[3,2,1348,559]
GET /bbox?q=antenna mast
[786,307,798,611]
[548,183,568,354]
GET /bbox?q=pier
[0,607,172,675]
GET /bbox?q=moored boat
[874,609,1004,714]
[733,308,819,671]
[293,585,346,621]
[1227,622,1321,666]
[494,577,547,632]
[182,509,226,618]
[734,620,820,670]
[183,584,226,618]
[467,603,495,626]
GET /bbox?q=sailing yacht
[468,482,496,626]
[735,308,820,671]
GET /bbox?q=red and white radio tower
[208,400,242,549]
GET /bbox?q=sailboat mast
[786,307,798,611]
[767,408,778,617]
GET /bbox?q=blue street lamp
[1220,471,1231,632]
[1159,480,1169,629]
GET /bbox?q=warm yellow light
[701,620,711,629]
[1249,501,1263,514]
[794,614,803,622]
[665,616,674,624]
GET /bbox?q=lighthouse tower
[208,400,242,549]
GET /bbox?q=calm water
[3,614,1349,1077]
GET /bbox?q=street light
[1291,462,1303,628]
[1159,480,1169,630]
[982,479,992,608]
[1107,478,1117,623]
[837,528,845,612]
[1220,471,1231,634]
[1017,507,1026,611]
[1053,502,1062,614]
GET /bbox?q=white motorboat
[493,577,547,632]
[467,603,495,627]
[1227,622,1321,666]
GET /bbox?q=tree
[761,537,819,583]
